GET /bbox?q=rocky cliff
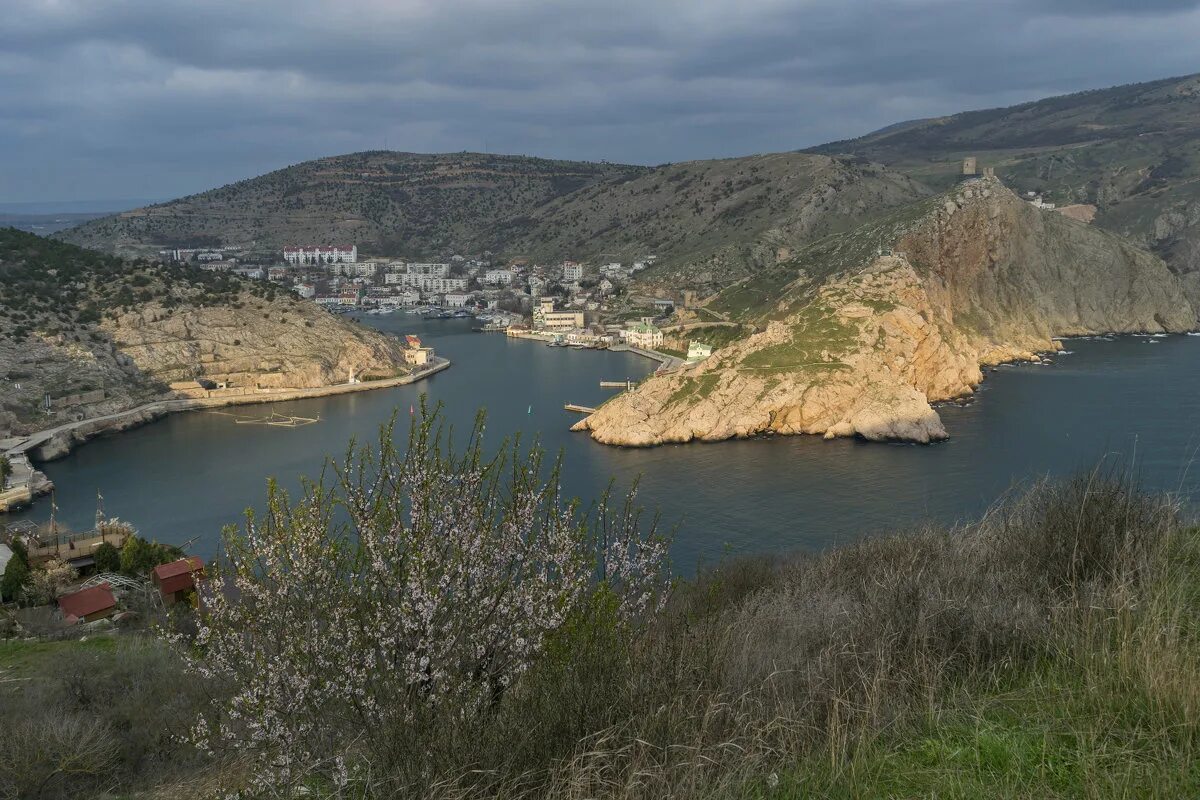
[574,178,1196,446]
[0,229,409,437]
[105,296,407,389]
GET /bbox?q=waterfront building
[283,245,358,265]
[444,292,473,308]
[626,321,664,349]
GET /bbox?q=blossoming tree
[181,404,670,793]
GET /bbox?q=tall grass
[405,472,1195,799]
[2,472,1196,798]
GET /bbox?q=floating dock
[563,404,598,414]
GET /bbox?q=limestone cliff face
[105,294,408,389]
[575,179,1196,446]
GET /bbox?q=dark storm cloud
[1,0,1198,203]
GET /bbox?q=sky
[2,0,1199,206]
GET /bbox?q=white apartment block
[484,269,515,285]
[407,262,451,277]
[283,245,358,265]
[332,261,378,277]
[562,262,584,282]
[384,273,468,292]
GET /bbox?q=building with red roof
[58,583,117,623]
[152,557,205,605]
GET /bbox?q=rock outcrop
[104,295,408,390]
[575,178,1197,446]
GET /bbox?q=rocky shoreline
[573,179,1196,448]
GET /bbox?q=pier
[563,404,598,414]
[600,380,637,390]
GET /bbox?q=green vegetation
[93,541,121,573]
[1,543,29,602]
[3,472,1196,798]
[118,534,184,577]
[0,454,10,485]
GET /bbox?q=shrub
[120,533,183,577]
[93,542,120,574]
[22,559,76,606]
[181,404,669,794]
[1,554,29,603]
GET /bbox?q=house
[152,557,205,605]
[686,341,714,363]
[444,292,473,308]
[58,583,117,623]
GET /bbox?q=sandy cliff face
[105,294,408,389]
[575,179,1196,446]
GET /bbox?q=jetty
[563,404,598,414]
[600,380,637,390]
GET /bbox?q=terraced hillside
[809,72,1200,300]
[58,152,648,259]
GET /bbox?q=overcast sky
[2,0,1198,206]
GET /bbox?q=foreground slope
[58,152,647,258]
[574,177,1196,446]
[810,73,1200,299]
[0,229,409,437]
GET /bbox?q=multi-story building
[295,283,316,299]
[562,261,584,282]
[283,245,358,265]
[533,298,585,332]
[626,321,664,349]
[484,269,514,285]
[384,273,468,292]
[407,262,450,277]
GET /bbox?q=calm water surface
[13,318,1200,574]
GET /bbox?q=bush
[120,534,183,577]
[1,555,29,603]
[182,404,669,794]
[93,542,120,574]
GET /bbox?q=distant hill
[58,152,647,259]
[501,153,930,287]
[808,72,1200,300]
[59,150,930,291]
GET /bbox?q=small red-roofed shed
[152,557,205,605]
[58,584,117,623]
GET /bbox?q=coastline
[0,357,450,513]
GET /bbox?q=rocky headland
[574,178,1196,446]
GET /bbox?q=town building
[686,341,714,362]
[626,321,664,349]
[484,269,515,285]
[444,292,474,308]
[533,297,585,332]
[295,283,316,299]
[283,245,358,265]
[407,262,451,277]
[562,261,584,282]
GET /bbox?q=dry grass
[2,471,1196,799]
